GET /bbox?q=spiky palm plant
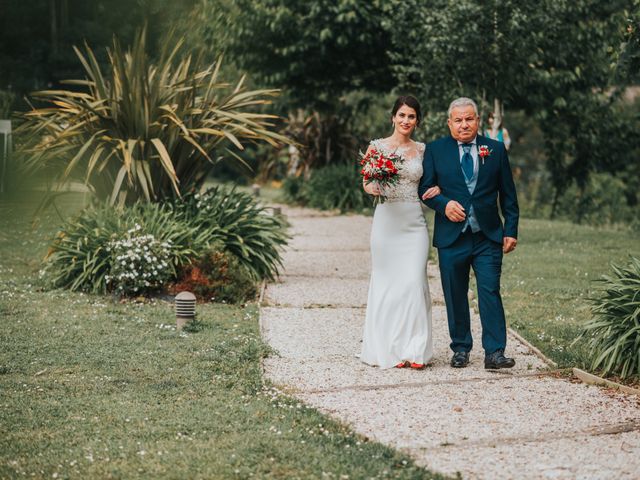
[19,29,290,205]
[578,257,640,379]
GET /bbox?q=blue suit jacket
[418,135,519,248]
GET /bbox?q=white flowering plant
[42,187,287,296]
[105,224,173,295]
[43,203,205,294]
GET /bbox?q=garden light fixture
[175,291,196,331]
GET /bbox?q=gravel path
[260,205,640,479]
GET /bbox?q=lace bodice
[370,139,425,203]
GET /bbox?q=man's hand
[445,201,466,222]
[503,237,517,254]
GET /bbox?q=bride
[360,95,440,369]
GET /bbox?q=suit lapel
[445,136,467,188]
[474,134,490,188]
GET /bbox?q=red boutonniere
[478,145,492,165]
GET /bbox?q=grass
[0,194,448,480]
[499,218,640,371]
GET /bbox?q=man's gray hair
[447,97,479,117]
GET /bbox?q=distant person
[484,112,511,150]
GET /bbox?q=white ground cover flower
[106,227,173,295]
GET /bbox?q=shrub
[556,173,637,227]
[105,225,174,295]
[18,29,290,206]
[43,203,208,294]
[170,248,257,304]
[284,110,359,172]
[173,186,288,281]
[43,186,287,295]
[303,163,370,212]
[281,175,306,204]
[577,257,640,379]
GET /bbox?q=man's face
[448,106,479,143]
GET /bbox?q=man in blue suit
[418,97,519,369]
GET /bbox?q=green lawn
[500,218,640,370]
[0,196,447,479]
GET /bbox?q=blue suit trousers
[438,230,506,354]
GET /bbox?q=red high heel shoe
[410,362,426,370]
[395,361,410,368]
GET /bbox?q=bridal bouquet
[359,148,404,205]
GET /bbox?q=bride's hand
[421,185,441,200]
[364,182,383,196]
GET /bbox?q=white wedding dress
[360,139,433,368]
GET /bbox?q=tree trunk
[479,89,487,129]
[60,0,69,32]
[50,0,58,56]
[550,186,561,219]
[575,185,586,224]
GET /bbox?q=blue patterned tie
[461,143,474,181]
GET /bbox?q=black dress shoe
[484,349,516,369]
[450,351,470,368]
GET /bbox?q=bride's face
[393,105,418,136]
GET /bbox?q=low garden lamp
[175,291,196,331]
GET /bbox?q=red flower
[357,146,405,205]
[478,145,492,165]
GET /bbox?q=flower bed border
[508,327,559,368]
[572,368,640,396]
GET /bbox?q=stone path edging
[507,327,559,368]
[573,368,640,396]
[260,205,640,480]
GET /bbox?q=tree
[187,0,399,168]
[217,0,395,111]
[390,0,637,216]
[0,0,198,96]
[615,6,640,84]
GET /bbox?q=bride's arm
[418,146,450,214]
[422,185,441,199]
[361,145,382,196]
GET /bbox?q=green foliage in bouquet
[43,203,208,294]
[577,256,640,379]
[173,185,288,281]
[18,28,290,206]
[302,163,370,213]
